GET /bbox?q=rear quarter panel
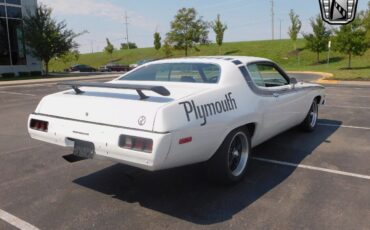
[153,64,262,168]
[295,83,326,123]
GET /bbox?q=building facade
[0,0,42,75]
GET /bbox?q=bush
[1,72,16,78]
[120,42,138,50]
[19,72,30,77]
[30,71,42,76]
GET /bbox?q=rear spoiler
[58,82,170,100]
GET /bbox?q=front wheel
[300,100,319,132]
[206,128,251,184]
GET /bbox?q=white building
[0,0,42,75]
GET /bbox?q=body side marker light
[179,137,192,144]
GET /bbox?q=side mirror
[290,77,298,85]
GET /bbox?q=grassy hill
[49,39,370,80]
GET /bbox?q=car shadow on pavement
[73,119,341,225]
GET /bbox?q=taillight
[119,135,153,153]
[30,119,49,132]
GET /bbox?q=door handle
[273,93,280,98]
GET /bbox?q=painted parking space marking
[318,123,370,130]
[0,209,40,230]
[0,83,57,89]
[0,91,36,97]
[252,157,370,180]
[0,144,44,156]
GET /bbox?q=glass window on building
[8,19,26,65]
[0,18,11,65]
[6,6,22,19]
[6,0,21,5]
[0,0,27,66]
[0,5,5,17]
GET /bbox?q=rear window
[119,63,221,84]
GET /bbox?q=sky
[39,0,369,54]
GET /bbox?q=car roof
[148,56,271,65]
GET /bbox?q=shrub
[19,72,31,77]
[30,71,42,76]
[1,72,16,78]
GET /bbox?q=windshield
[119,63,221,84]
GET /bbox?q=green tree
[104,38,114,58]
[60,50,80,69]
[120,42,138,50]
[23,4,80,76]
[154,32,162,51]
[166,8,209,56]
[162,39,172,57]
[212,14,227,54]
[303,15,331,63]
[333,17,368,68]
[288,9,302,50]
[365,2,370,45]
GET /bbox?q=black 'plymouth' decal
[179,92,237,126]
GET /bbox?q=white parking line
[0,83,56,89]
[252,157,370,180]
[0,209,40,230]
[323,105,370,110]
[318,123,370,130]
[0,91,36,97]
[0,144,44,156]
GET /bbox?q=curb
[0,74,119,87]
[288,71,370,86]
[287,71,338,84]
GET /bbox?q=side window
[248,64,265,87]
[248,63,289,87]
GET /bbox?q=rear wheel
[206,128,251,184]
[300,100,318,132]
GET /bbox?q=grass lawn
[48,39,370,81]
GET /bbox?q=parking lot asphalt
[0,75,369,230]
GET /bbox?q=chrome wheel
[228,132,249,177]
[309,102,318,128]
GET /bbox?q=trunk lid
[36,82,212,131]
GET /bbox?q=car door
[247,62,299,140]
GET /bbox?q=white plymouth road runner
[28,56,325,184]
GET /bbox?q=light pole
[327,40,331,65]
[271,0,274,40]
[124,11,130,50]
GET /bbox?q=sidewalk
[0,74,119,87]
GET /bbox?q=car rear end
[27,79,216,170]
[28,113,172,170]
[28,59,226,170]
